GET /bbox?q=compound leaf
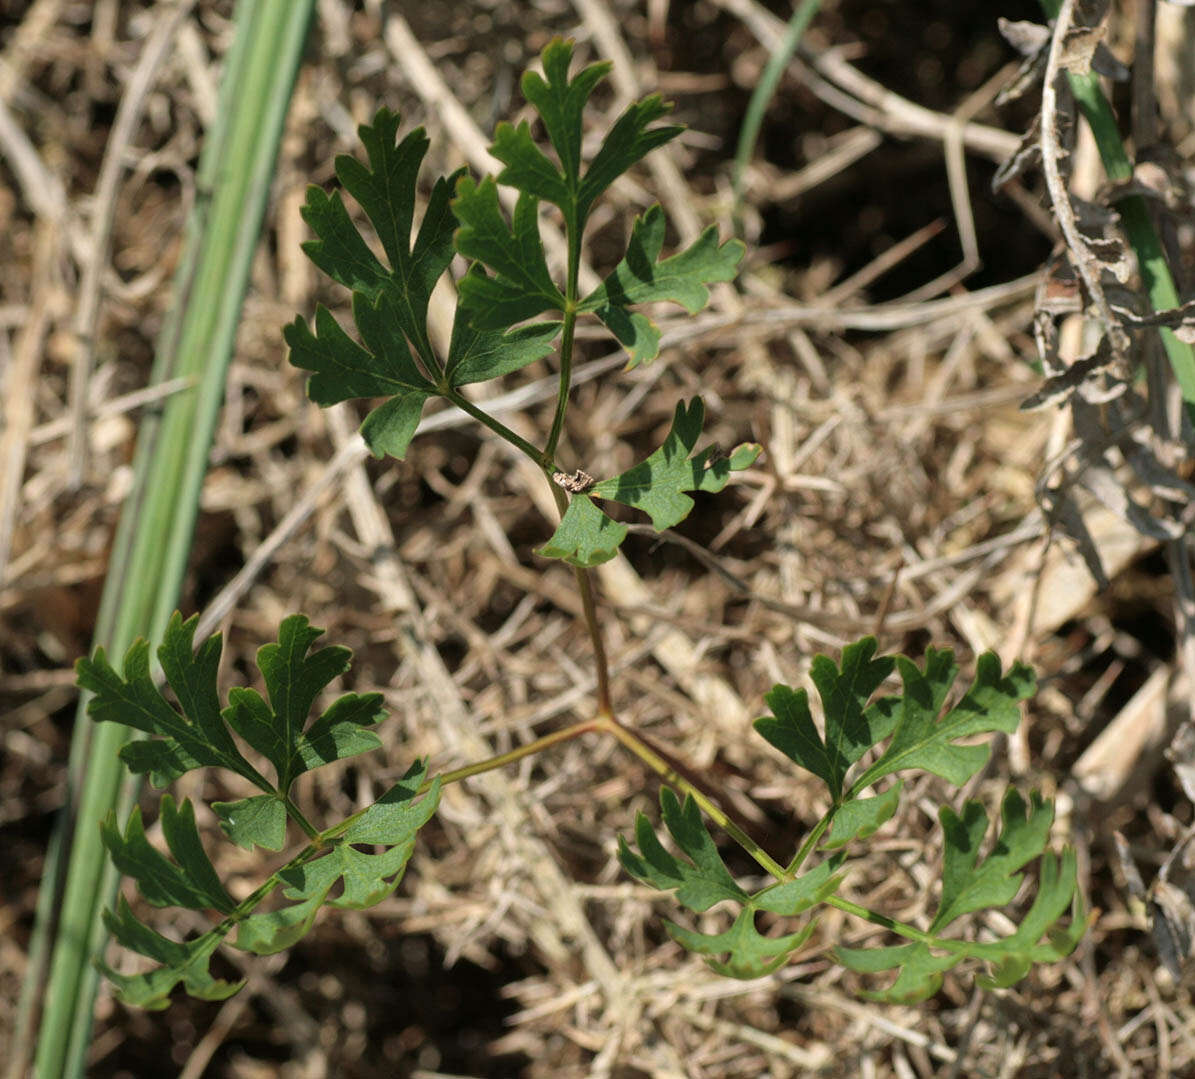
[578,206,745,366]
[288,108,483,460]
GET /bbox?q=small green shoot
[84,38,1085,1015]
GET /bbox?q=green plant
[81,38,1086,1013]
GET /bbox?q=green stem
[422,717,601,793]
[600,715,788,880]
[545,202,582,460]
[573,564,613,715]
[785,813,831,876]
[442,386,552,470]
[544,470,614,718]
[404,707,968,956]
[545,303,578,459]
[1038,0,1195,413]
[311,718,603,846]
[825,895,934,945]
[731,0,823,234]
[281,795,320,842]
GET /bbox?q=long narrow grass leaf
[30,4,316,1075]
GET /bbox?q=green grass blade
[27,3,315,1076]
[731,0,822,231]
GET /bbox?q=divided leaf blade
[297,185,389,302]
[590,398,760,529]
[213,794,288,852]
[821,783,903,851]
[754,855,846,915]
[235,765,440,955]
[100,799,234,914]
[223,614,354,791]
[851,651,1034,793]
[283,299,433,460]
[453,179,566,329]
[100,897,241,1010]
[933,790,1053,933]
[77,613,263,790]
[617,789,747,913]
[446,275,560,386]
[665,908,815,980]
[833,793,1085,1002]
[578,103,682,222]
[302,108,461,369]
[578,206,744,366]
[755,640,898,804]
[835,941,963,1004]
[536,493,628,567]
[289,691,385,778]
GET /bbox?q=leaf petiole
[281,795,320,842]
[600,716,789,880]
[785,814,832,876]
[440,386,552,471]
[824,894,935,946]
[544,302,579,460]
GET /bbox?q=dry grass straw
[2,0,1194,1075]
